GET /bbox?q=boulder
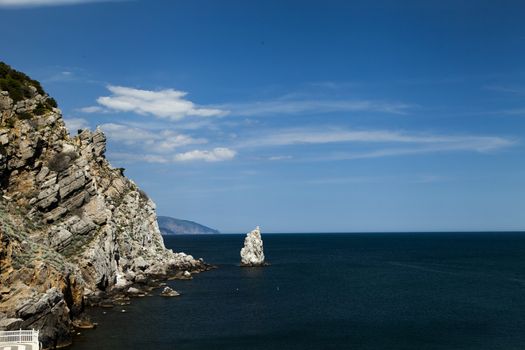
[160,287,180,297]
[126,287,141,295]
[0,318,23,330]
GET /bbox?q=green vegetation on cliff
[0,61,57,108]
[0,62,207,348]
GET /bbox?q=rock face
[0,62,208,349]
[240,226,265,266]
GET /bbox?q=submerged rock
[240,226,266,266]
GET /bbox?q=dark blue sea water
[71,232,525,350]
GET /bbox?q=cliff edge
[0,62,207,348]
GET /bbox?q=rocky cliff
[0,62,208,348]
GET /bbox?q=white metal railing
[0,329,39,345]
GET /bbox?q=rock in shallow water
[160,287,180,297]
[240,226,266,266]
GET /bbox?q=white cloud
[305,174,447,185]
[100,123,158,145]
[308,141,514,162]
[173,148,236,162]
[107,152,169,164]
[64,117,90,134]
[109,147,236,163]
[268,155,293,161]
[484,85,525,96]
[234,127,517,162]
[45,70,76,82]
[86,85,227,121]
[99,123,207,151]
[221,99,412,116]
[79,106,106,113]
[99,123,235,163]
[501,108,525,116]
[157,134,208,152]
[0,0,117,7]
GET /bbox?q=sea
[70,232,525,350]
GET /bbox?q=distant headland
[157,216,220,235]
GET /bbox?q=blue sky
[1,0,524,232]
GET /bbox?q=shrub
[5,118,16,128]
[46,97,57,108]
[138,189,149,201]
[48,151,78,172]
[0,76,26,102]
[18,112,32,120]
[0,62,47,102]
[33,103,47,115]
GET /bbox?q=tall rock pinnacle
[240,226,266,266]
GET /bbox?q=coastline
[68,262,215,349]
[69,233,525,350]
[0,63,215,350]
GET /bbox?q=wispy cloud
[83,85,227,121]
[238,128,515,152]
[500,108,525,116]
[0,0,119,7]
[79,106,106,113]
[305,174,448,185]
[484,85,525,96]
[235,127,516,161]
[220,98,412,116]
[105,123,515,164]
[173,148,236,162]
[109,148,236,164]
[45,70,75,82]
[268,155,293,161]
[98,123,235,163]
[100,123,207,152]
[63,117,90,134]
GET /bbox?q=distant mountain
[157,216,220,235]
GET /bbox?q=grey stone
[160,287,179,297]
[17,288,62,318]
[126,287,140,295]
[70,217,96,235]
[43,206,67,223]
[62,190,87,210]
[36,166,50,182]
[0,318,23,330]
[38,184,59,200]
[59,175,86,198]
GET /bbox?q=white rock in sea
[240,226,265,266]
[160,286,180,297]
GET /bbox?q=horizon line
[164,230,525,235]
